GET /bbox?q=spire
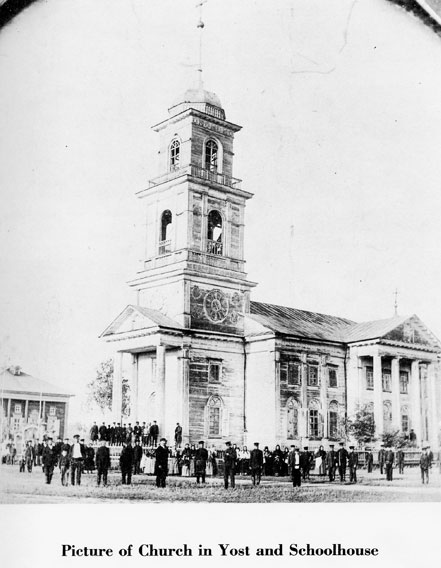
[196,0,207,90]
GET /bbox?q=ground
[1,464,440,503]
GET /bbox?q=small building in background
[0,366,74,451]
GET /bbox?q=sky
[0,0,440,421]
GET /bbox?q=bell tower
[128,88,256,335]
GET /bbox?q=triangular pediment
[101,305,182,338]
[383,315,441,349]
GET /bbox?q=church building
[101,87,441,450]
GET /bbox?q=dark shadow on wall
[386,0,441,37]
[0,0,42,30]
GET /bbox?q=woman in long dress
[189,444,196,476]
[181,444,191,477]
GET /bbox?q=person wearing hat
[120,440,134,485]
[337,442,348,482]
[396,446,405,475]
[348,446,358,483]
[326,444,337,481]
[195,440,209,483]
[174,423,183,447]
[289,446,301,488]
[384,445,395,481]
[419,446,431,484]
[42,437,56,484]
[95,439,111,486]
[378,444,386,474]
[365,447,374,473]
[250,442,264,486]
[24,440,35,473]
[155,438,169,487]
[150,421,160,447]
[69,434,86,485]
[223,441,237,489]
[300,447,312,481]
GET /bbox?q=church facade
[102,88,441,450]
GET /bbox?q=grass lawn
[1,464,440,503]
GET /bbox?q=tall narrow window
[329,367,338,388]
[382,369,391,392]
[287,398,299,439]
[401,405,409,433]
[399,371,409,394]
[307,365,319,387]
[383,401,392,430]
[207,396,222,437]
[207,210,223,255]
[169,139,180,171]
[328,401,339,439]
[366,366,374,390]
[159,210,172,255]
[309,399,321,438]
[288,362,301,386]
[205,139,218,172]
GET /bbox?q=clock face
[204,289,229,322]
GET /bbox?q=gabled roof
[248,301,355,342]
[247,302,441,351]
[0,369,73,397]
[341,315,410,343]
[101,304,184,337]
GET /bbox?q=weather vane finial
[394,288,398,316]
[196,0,208,90]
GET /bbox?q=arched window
[159,210,172,254]
[328,400,339,440]
[383,401,392,430]
[205,139,218,172]
[287,398,300,439]
[207,210,223,255]
[169,139,180,171]
[401,405,409,433]
[206,396,223,437]
[308,399,321,439]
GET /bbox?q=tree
[87,358,130,415]
[382,429,410,448]
[348,404,376,447]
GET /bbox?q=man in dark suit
[96,439,111,486]
[378,444,386,474]
[420,446,431,484]
[133,422,142,443]
[90,422,99,442]
[24,440,35,473]
[326,444,337,481]
[155,438,169,487]
[133,440,143,475]
[174,423,183,447]
[396,448,405,474]
[337,442,348,482]
[384,446,395,481]
[150,421,159,447]
[250,442,264,486]
[42,438,56,484]
[109,423,116,445]
[300,447,312,480]
[348,446,359,483]
[119,441,134,485]
[223,441,237,489]
[99,422,107,441]
[195,440,209,484]
[290,446,302,487]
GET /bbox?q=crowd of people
[4,424,437,490]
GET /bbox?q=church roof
[341,315,410,343]
[100,304,184,338]
[248,302,441,350]
[249,301,355,342]
[0,368,73,397]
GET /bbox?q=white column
[299,354,308,440]
[274,351,281,443]
[391,357,401,431]
[373,354,383,437]
[320,362,327,440]
[131,354,139,422]
[179,348,190,445]
[428,363,439,448]
[347,349,360,420]
[156,345,166,438]
[112,352,123,422]
[410,360,422,447]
